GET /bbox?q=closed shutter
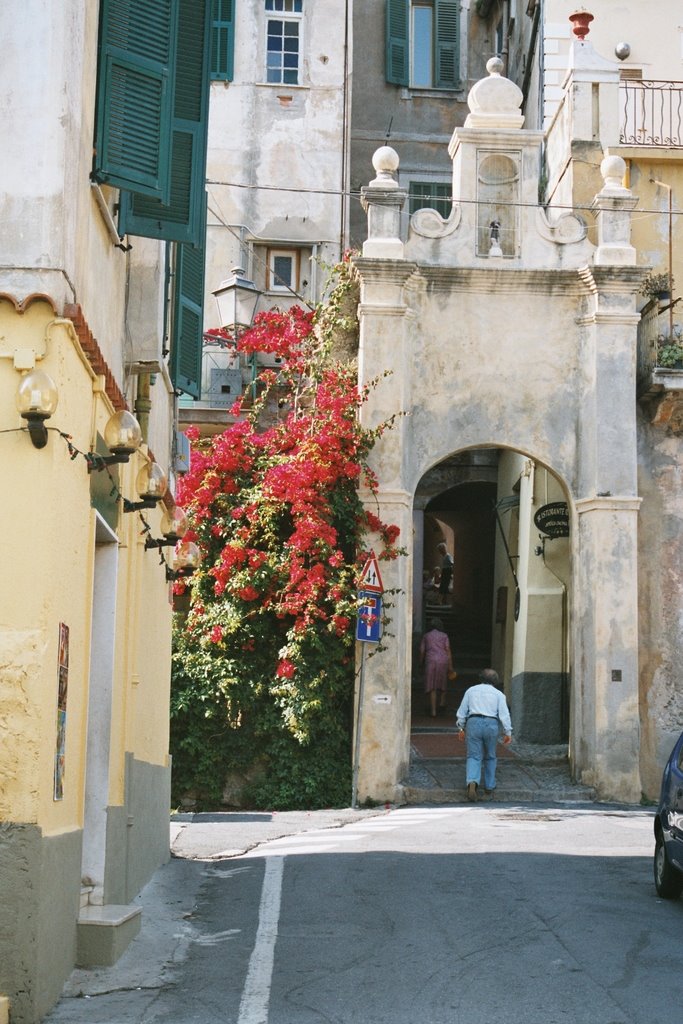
[435,0,459,89]
[93,0,176,199]
[211,0,235,81]
[170,194,207,398]
[385,0,409,86]
[118,0,212,246]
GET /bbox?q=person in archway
[456,668,512,800]
[420,618,455,717]
[423,566,442,605]
[436,541,453,606]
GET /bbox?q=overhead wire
[206,177,683,219]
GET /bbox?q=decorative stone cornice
[417,266,592,295]
[575,496,642,514]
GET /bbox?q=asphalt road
[46,803,682,1024]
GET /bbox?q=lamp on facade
[87,410,143,470]
[144,506,189,549]
[123,461,168,512]
[165,540,201,581]
[212,267,260,339]
[16,368,59,448]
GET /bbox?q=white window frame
[265,0,304,86]
[267,248,300,293]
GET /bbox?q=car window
[678,746,683,772]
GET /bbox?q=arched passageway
[412,448,571,748]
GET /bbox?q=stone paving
[403,719,596,804]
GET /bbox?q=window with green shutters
[117,0,212,247]
[211,0,235,81]
[409,181,451,219]
[385,0,459,90]
[170,194,207,399]
[93,0,177,199]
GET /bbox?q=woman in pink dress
[420,618,454,717]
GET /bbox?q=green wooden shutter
[385,0,409,86]
[211,0,235,81]
[93,0,176,199]
[170,194,207,398]
[118,0,212,246]
[435,0,459,89]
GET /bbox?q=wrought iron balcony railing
[620,80,683,148]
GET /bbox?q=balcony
[637,298,683,430]
[620,80,683,148]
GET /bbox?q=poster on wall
[54,622,69,801]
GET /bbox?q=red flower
[238,586,259,602]
[276,659,296,678]
[209,625,223,644]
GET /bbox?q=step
[401,783,597,804]
[76,903,142,967]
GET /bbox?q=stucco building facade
[0,1,213,1020]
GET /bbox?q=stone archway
[352,59,642,805]
[412,447,572,747]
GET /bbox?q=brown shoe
[467,782,478,802]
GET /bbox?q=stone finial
[465,57,524,130]
[361,146,406,258]
[369,146,400,189]
[592,154,637,266]
[600,155,628,195]
[569,9,594,41]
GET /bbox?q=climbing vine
[170,259,402,809]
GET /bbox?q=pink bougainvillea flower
[276,658,296,678]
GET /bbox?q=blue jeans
[465,716,500,790]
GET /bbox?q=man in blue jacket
[456,668,512,801]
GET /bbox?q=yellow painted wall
[0,302,173,834]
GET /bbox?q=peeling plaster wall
[0,633,43,823]
[637,415,683,797]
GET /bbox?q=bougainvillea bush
[170,262,401,810]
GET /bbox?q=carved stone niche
[476,150,520,258]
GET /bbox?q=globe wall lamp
[16,368,59,448]
[122,461,168,513]
[144,506,189,549]
[86,410,143,471]
[165,540,201,581]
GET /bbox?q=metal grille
[620,80,683,148]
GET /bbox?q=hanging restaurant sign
[534,502,570,538]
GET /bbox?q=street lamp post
[212,268,261,404]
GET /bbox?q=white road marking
[193,928,241,946]
[237,855,284,1024]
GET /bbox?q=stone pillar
[360,147,407,260]
[572,155,643,802]
[353,148,415,802]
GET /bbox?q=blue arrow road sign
[356,590,382,643]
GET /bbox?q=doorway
[80,513,119,905]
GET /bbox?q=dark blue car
[654,730,683,899]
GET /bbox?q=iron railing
[620,80,683,148]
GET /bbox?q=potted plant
[656,324,683,369]
[641,270,674,303]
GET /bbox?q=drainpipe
[340,0,351,254]
[650,176,674,343]
[134,373,152,444]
